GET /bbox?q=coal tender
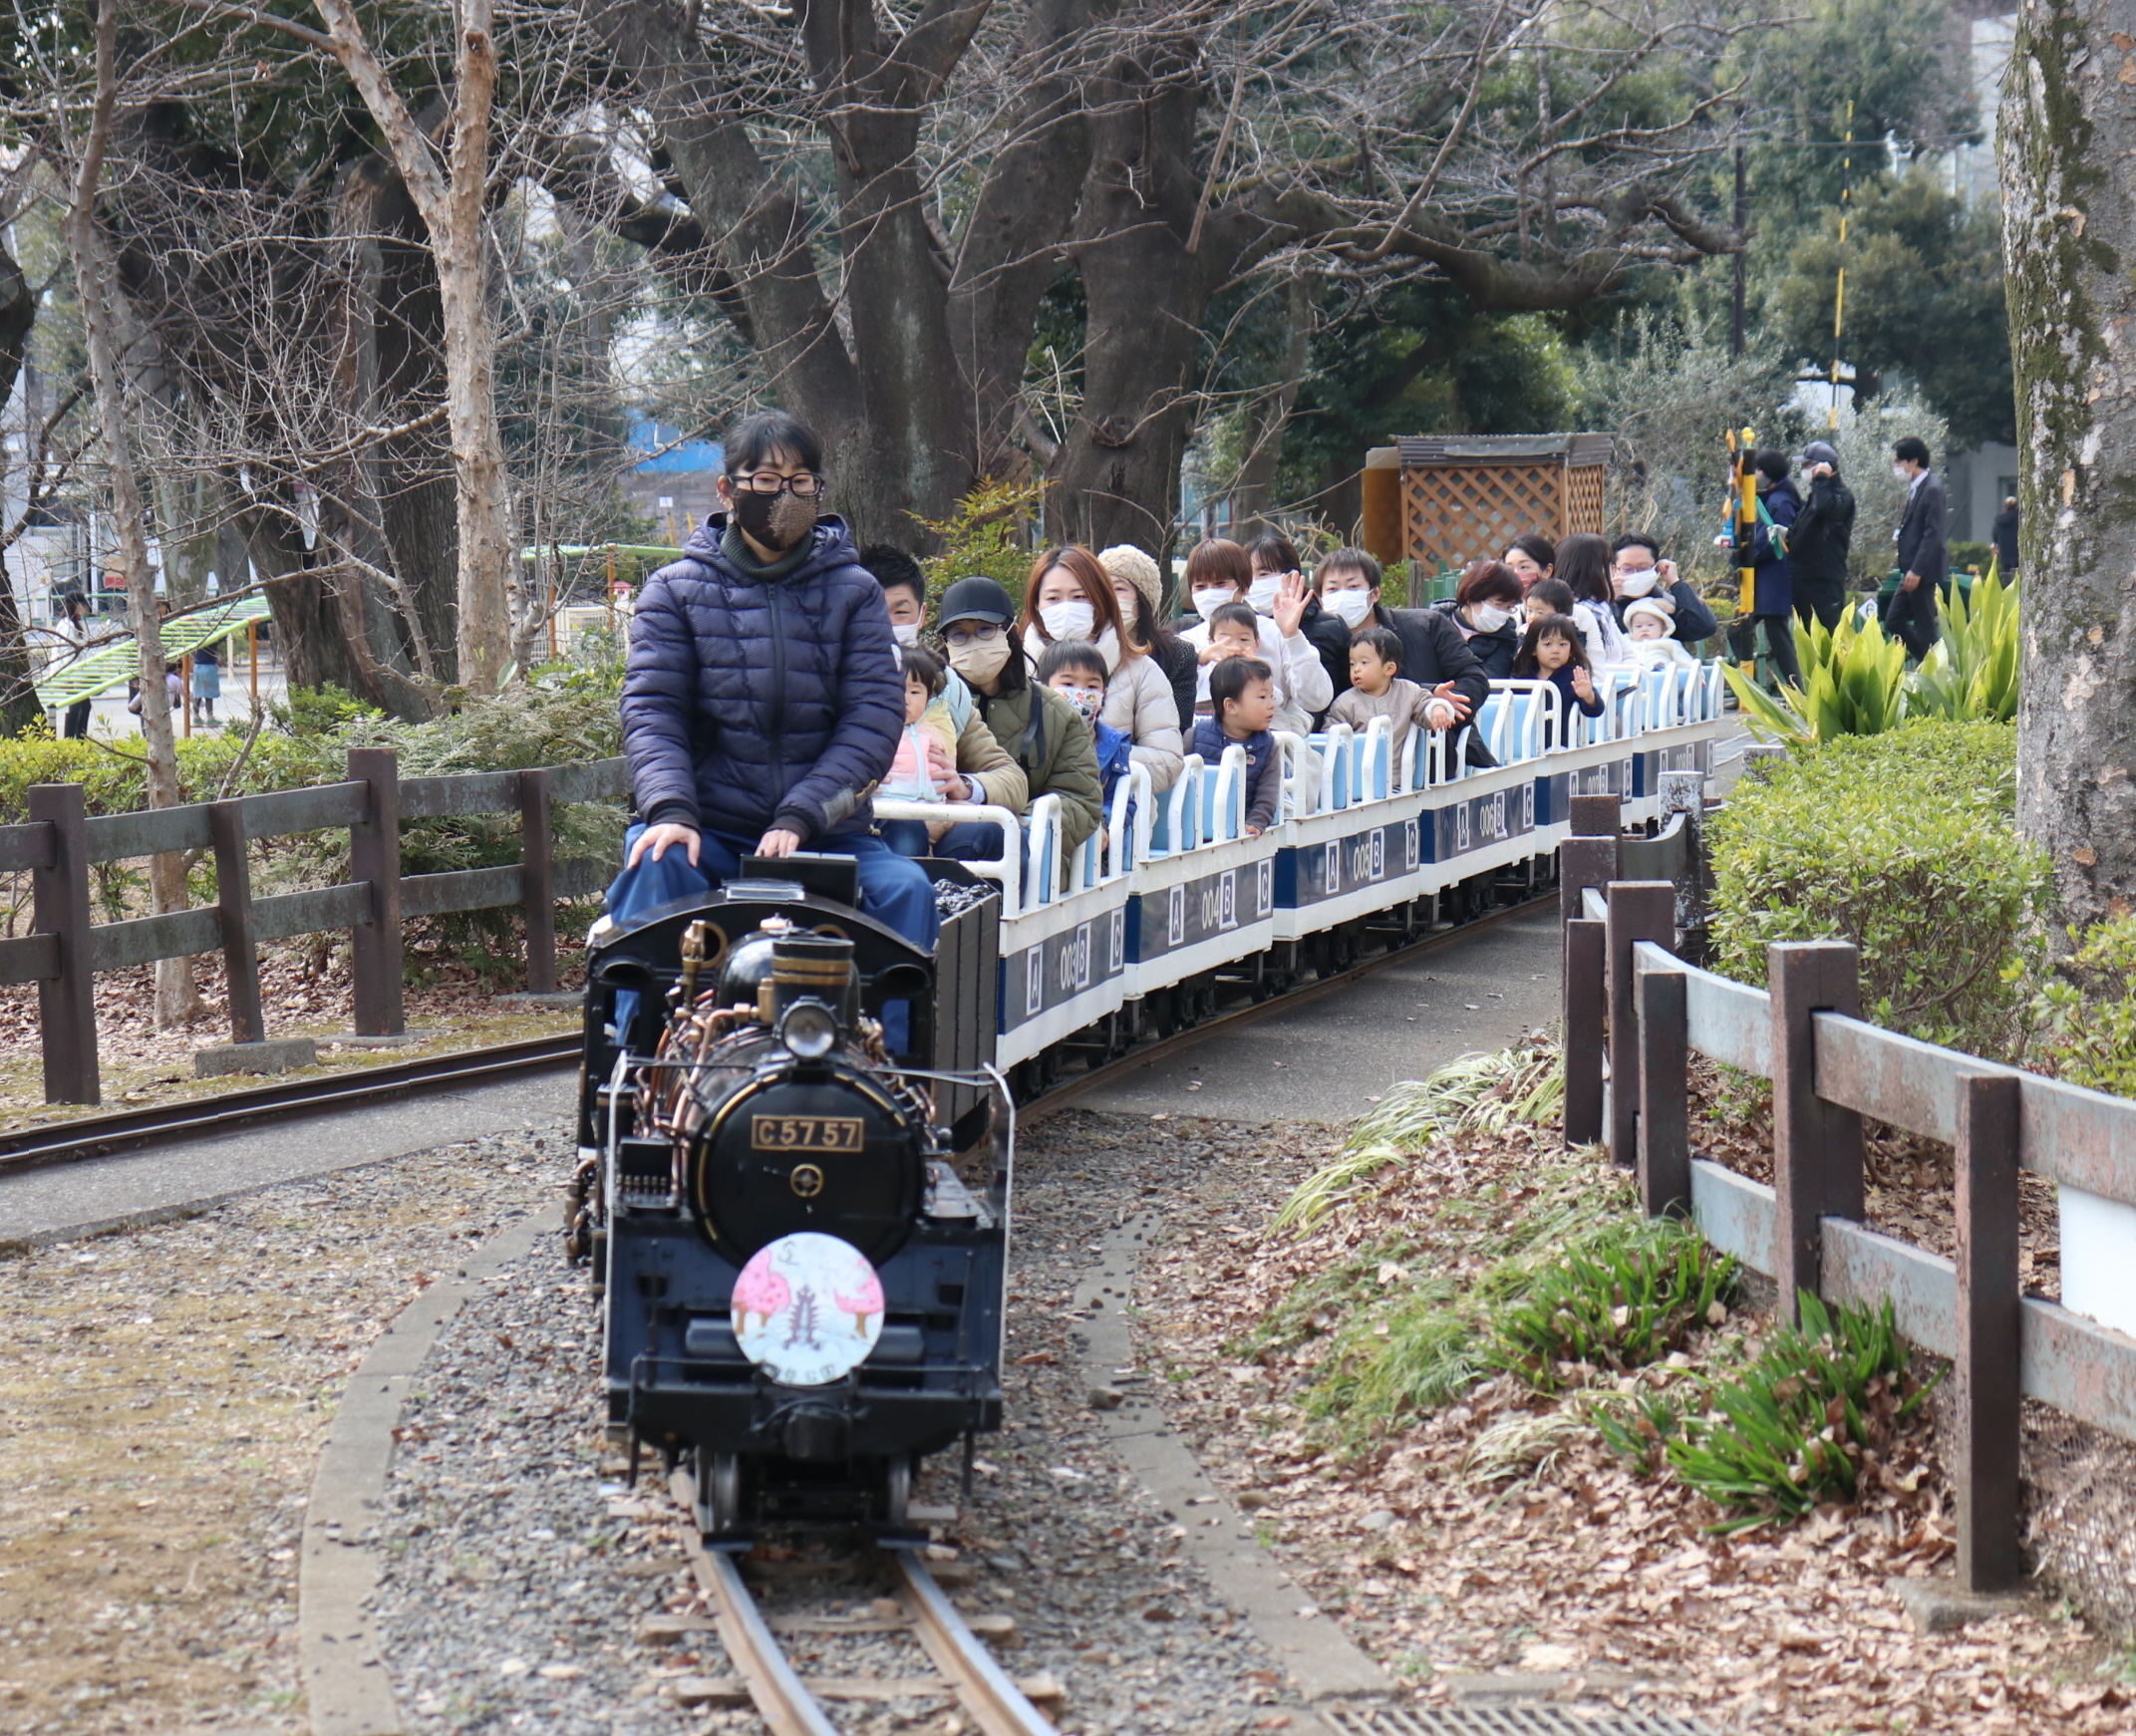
[569,856,1008,1541]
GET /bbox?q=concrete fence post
[1956,1070,2022,1593]
[1769,941,1863,1322]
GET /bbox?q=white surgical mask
[1039,598,1095,642]
[1473,603,1513,633]
[891,621,920,648]
[1618,570,1659,598]
[1328,589,1372,628]
[1192,587,1235,621]
[1247,575,1281,615]
[1893,463,1912,481]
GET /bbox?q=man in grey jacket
[1887,435,1945,660]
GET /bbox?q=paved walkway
[0,1071,577,1248]
[1076,905,1562,1124]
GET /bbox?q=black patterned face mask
[734,488,817,552]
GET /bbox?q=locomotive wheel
[694,1448,743,1536]
[884,1455,912,1530]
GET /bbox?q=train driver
[607,410,940,954]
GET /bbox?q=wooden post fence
[348,746,405,1037]
[0,754,628,1103]
[1606,881,1676,1170]
[1770,941,1864,1324]
[29,782,99,1105]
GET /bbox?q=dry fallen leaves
[1130,1111,2128,1732]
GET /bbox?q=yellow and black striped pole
[1729,428,1758,677]
[1829,100,1853,430]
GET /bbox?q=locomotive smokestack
[762,932,858,1029]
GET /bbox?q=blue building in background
[625,419,724,545]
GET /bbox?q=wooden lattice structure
[1361,434,1612,575]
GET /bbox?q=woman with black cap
[1787,439,1856,632]
[931,575,1103,864]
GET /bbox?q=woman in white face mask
[1435,559,1527,680]
[1022,546,1183,793]
[1179,537,1332,735]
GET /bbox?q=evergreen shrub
[1706,721,2045,1057]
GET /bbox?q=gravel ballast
[368,1110,1341,1735]
[0,1121,563,1736]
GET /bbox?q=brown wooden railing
[0,747,627,1105]
[1562,799,2136,1597]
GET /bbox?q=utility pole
[1731,115,1748,358]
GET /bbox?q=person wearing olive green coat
[933,576,1104,860]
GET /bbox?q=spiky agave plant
[1911,562,2018,724]
[1724,605,1909,744]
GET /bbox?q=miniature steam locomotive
[568,854,1007,1542]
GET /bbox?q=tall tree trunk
[2002,2,2136,926]
[314,0,512,692]
[0,239,42,736]
[1049,39,1240,551]
[72,0,203,1027]
[340,150,456,684]
[946,0,1105,482]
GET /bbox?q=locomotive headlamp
[777,999,839,1061]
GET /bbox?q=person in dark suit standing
[1992,495,2020,577]
[1887,435,1945,660]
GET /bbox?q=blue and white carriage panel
[876,659,1728,1061]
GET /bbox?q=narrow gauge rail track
[0,890,1550,1181]
[0,1030,581,1178]
[673,1471,1059,1736]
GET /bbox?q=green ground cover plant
[1595,1292,1941,1533]
[1706,720,2045,1057]
[1260,1039,1728,1441]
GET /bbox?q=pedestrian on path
[1787,439,1855,631]
[1992,494,2020,577]
[1885,435,1946,660]
[56,593,94,738]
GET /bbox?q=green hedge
[0,663,628,943]
[1706,722,2045,1058]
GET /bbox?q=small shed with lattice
[1360,433,1612,576]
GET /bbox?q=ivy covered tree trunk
[2002,1,2136,927]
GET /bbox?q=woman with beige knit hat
[1097,543,1199,759]
[1021,545,1184,793]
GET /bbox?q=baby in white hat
[1624,597,1697,669]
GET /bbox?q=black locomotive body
[572,856,1007,1540]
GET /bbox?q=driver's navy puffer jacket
[622,513,902,845]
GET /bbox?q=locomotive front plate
[751,1114,865,1152]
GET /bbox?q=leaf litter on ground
[1128,1035,2130,1732]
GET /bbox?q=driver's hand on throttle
[628,823,700,869]
[756,828,803,859]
